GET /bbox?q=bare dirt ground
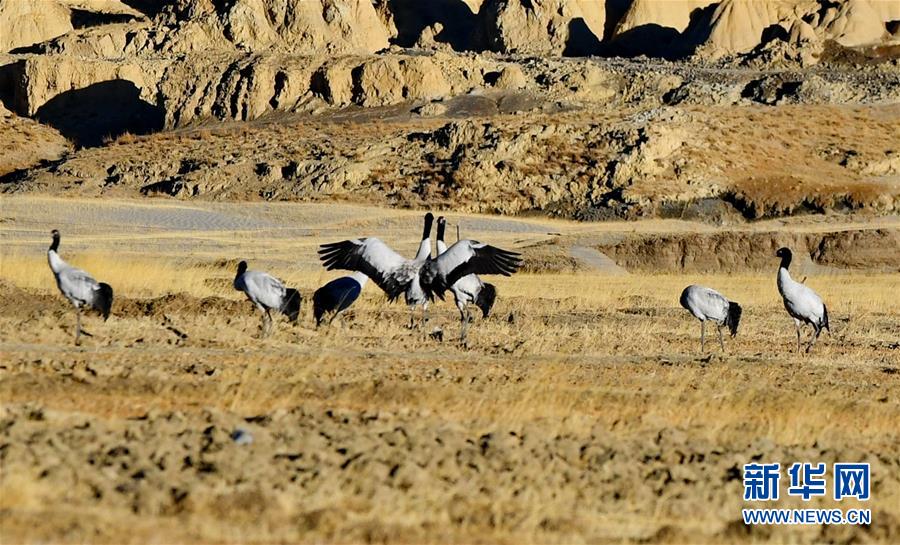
[1,196,898,544]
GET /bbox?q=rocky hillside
[1,0,899,220]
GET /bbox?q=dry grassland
[0,110,71,176]
[1,197,898,544]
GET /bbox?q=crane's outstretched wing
[318,238,409,300]
[422,240,521,298]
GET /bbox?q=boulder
[614,0,718,35]
[824,0,900,47]
[493,65,528,90]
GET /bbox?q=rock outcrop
[697,0,900,60]
[597,228,900,272]
[607,0,900,61]
[0,0,73,52]
[615,0,718,35]
[4,0,900,61]
[10,100,898,223]
[0,104,71,176]
[0,0,145,53]
[478,0,606,56]
[23,0,389,58]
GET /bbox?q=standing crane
[420,237,521,340]
[775,247,829,353]
[233,261,301,336]
[435,216,497,338]
[47,229,113,345]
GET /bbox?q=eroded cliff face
[5,0,900,57]
[3,0,898,130]
[1,0,898,221]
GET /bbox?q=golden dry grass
[0,110,71,176]
[1,198,898,544]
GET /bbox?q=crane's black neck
[421,213,434,241]
[780,253,792,270]
[49,231,60,252]
[235,261,248,279]
[436,218,445,243]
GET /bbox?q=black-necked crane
[435,216,497,338]
[420,236,521,340]
[679,285,742,352]
[313,272,368,327]
[233,261,301,336]
[776,247,829,353]
[47,229,113,345]
[318,212,434,329]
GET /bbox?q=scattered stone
[413,101,448,117]
[230,428,253,445]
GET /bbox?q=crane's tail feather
[822,304,830,333]
[475,283,497,318]
[281,288,302,323]
[726,301,742,337]
[94,283,114,321]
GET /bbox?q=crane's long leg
[462,307,473,342]
[408,305,416,329]
[795,321,802,353]
[458,302,469,341]
[421,302,429,330]
[257,307,271,338]
[700,320,705,352]
[264,309,274,337]
[327,292,353,328]
[75,306,82,346]
[806,326,822,353]
[717,324,724,352]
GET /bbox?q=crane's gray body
[777,269,827,330]
[49,251,104,310]
[234,269,288,313]
[680,285,730,324]
[436,239,485,309]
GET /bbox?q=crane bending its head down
[679,284,742,352]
